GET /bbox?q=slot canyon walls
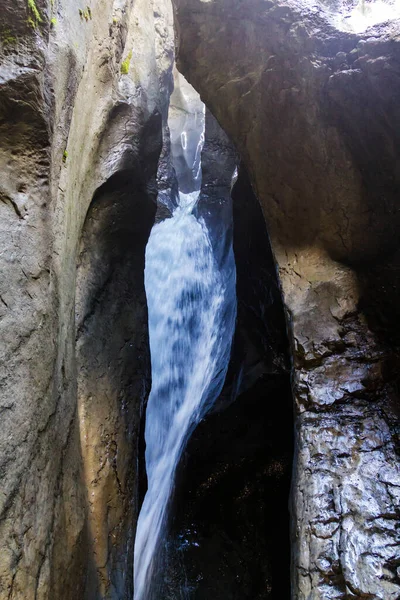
[0,0,175,597]
[1,0,400,598]
[171,0,400,598]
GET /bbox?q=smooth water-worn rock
[0,0,174,597]
[171,0,400,597]
[2,0,400,598]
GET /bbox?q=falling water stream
[328,0,400,32]
[133,76,236,600]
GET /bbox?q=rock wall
[0,0,174,597]
[2,0,400,597]
[171,1,400,598]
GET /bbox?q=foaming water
[334,0,400,32]
[133,189,236,600]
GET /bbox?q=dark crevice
[158,135,294,598]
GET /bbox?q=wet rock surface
[168,67,205,195]
[76,169,157,600]
[171,0,400,597]
[0,0,174,597]
[2,0,400,597]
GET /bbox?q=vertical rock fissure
[133,73,237,600]
[165,160,294,600]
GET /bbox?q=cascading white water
[340,0,400,32]
[329,0,400,32]
[133,75,236,600]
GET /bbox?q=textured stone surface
[0,0,174,597]
[171,1,400,598]
[2,0,400,597]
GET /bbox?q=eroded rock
[0,0,174,597]
[171,0,400,597]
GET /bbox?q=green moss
[50,17,57,27]
[79,6,92,21]
[1,29,17,45]
[27,0,42,26]
[120,50,132,75]
[62,150,68,163]
[112,17,118,24]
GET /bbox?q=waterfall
[133,75,236,600]
[331,0,400,32]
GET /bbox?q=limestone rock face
[171,1,400,598]
[0,0,174,597]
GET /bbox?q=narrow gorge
[0,0,399,599]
